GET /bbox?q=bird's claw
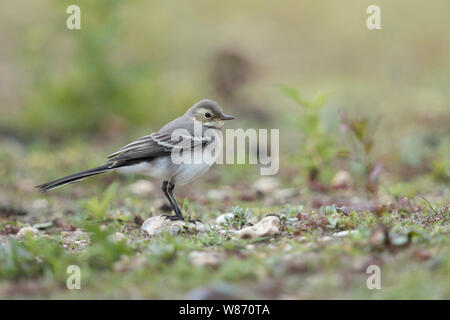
[188,218,203,224]
[162,214,184,221]
[162,215,202,224]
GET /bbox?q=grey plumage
[36,99,234,221]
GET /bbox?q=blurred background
[1,0,449,191]
[0,0,448,299]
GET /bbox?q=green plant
[320,205,338,216]
[226,206,252,229]
[284,203,304,218]
[0,235,75,280]
[385,183,417,201]
[339,111,381,194]
[278,85,340,188]
[82,183,119,220]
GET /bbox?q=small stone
[330,170,353,189]
[141,216,208,236]
[249,216,260,225]
[109,232,127,243]
[253,177,279,195]
[18,226,38,238]
[33,221,53,230]
[129,180,155,197]
[318,236,333,242]
[235,216,280,239]
[215,213,234,226]
[189,251,221,268]
[332,230,359,237]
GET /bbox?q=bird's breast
[170,132,222,185]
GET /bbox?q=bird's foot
[162,214,184,221]
[162,215,202,224]
[188,218,203,224]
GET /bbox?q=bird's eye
[204,112,211,118]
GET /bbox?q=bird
[36,99,234,221]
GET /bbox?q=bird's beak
[220,114,235,120]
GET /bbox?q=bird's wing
[106,132,211,164]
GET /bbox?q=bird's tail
[36,164,112,193]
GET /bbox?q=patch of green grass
[82,184,119,220]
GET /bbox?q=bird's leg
[166,181,184,219]
[168,181,202,223]
[161,180,184,221]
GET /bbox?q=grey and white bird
[37,99,234,221]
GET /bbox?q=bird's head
[186,99,234,129]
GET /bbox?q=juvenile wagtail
[37,99,234,221]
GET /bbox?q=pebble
[235,216,280,239]
[109,232,127,243]
[318,236,333,242]
[215,213,234,226]
[332,230,359,237]
[141,215,208,236]
[17,226,39,238]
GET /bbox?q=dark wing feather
[106,133,173,162]
[106,132,211,164]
